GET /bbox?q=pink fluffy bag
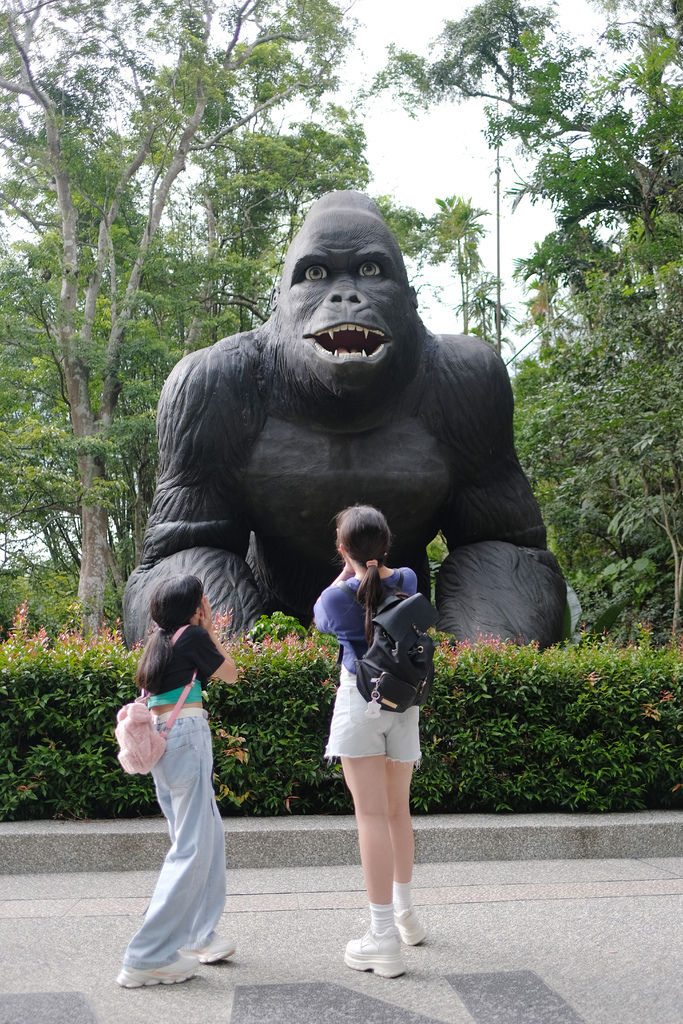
[116,626,197,775]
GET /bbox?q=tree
[429,195,489,335]
[0,0,352,630]
[513,263,683,637]
[0,106,373,627]
[375,0,683,637]
[379,0,683,241]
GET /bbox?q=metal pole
[495,142,502,355]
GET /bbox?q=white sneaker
[344,927,405,977]
[395,907,426,945]
[181,936,236,963]
[116,952,199,988]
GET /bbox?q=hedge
[2,620,683,821]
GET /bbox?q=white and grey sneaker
[344,926,405,977]
[116,952,199,988]
[181,936,236,963]
[395,907,426,945]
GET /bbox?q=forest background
[0,0,681,645]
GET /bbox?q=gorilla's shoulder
[420,332,514,449]
[432,332,508,379]
[163,329,262,393]
[428,333,512,404]
[157,329,266,453]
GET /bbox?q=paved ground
[3,855,683,1024]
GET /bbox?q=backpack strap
[335,573,408,646]
[160,671,197,733]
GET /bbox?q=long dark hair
[135,574,204,692]
[336,505,392,645]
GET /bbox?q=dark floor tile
[0,992,100,1024]
[447,970,587,1024]
[231,981,446,1024]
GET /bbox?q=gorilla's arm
[141,334,265,564]
[421,335,566,647]
[123,333,266,644]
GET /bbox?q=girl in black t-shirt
[117,574,238,989]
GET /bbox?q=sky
[336,0,607,359]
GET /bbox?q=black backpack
[336,578,439,714]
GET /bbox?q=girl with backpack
[117,574,238,988]
[314,505,426,979]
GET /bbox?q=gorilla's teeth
[313,338,386,359]
[315,325,386,342]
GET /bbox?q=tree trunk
[44,107,111,632]
[77,454,110,632]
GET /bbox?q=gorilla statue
[123,191,566,646]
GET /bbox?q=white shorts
[325,667,421,763]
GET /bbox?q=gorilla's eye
[359,261,381,277]
[304,265,328,281]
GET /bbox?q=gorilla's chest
[243,416,451,554]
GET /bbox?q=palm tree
[431,196,489,334]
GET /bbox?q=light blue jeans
[123,714,226,969]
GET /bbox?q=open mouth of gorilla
[311,323,387,359]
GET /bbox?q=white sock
[369,901,395,934]
[393,880,412,914]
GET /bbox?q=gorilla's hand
[123,547,264,646]
[435,541,566,649]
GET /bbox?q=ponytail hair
[135,574,204,692]
[336,505,392,645]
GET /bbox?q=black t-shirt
[149,625,225,696]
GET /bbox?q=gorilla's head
[265,191,425,428]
